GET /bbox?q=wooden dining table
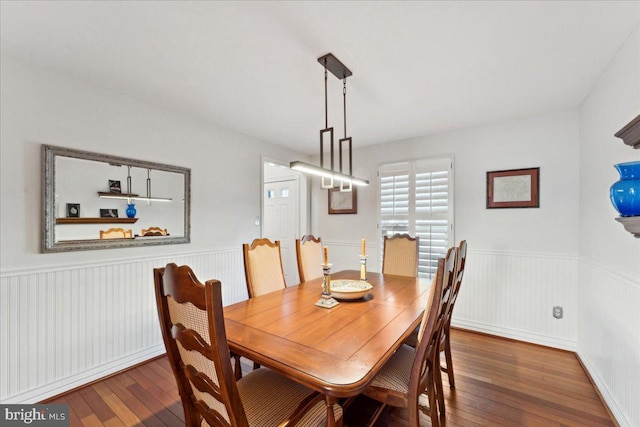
[223,270,432,425]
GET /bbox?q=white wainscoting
[0,248,247,404]
[577,257,640,427]
[0,245,582,404]
[452,249,578,350]
[324,244,579,350]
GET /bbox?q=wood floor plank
[47,329,615,427]
[55,397,83,426]
[77,384,117,422]
[101,393,142,426]
[103,375,165,427]
[452,349,601,401]
[446,377,603,427]
[147,357,175,381]
[80,413,104,427]
[103,416,126,427]
[127,367,184,421]
[450,347,611,420]
[135,363,180,399]
[126,382,183,427]
[64,391,94,419]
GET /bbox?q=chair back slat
[442,240,468,339]
[416,265,440,347]
[296,235,324,282]
[410,247,457,403]
[154,263,247,427]
[382,234,419,277]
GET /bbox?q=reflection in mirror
[42,145,190,252]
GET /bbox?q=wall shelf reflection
[56,218,138,225]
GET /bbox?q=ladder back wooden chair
[99,228,132,239]
[295,235,324,283]
[440,240,468,389]
[243,238,286,298]
[382,234,419,277]
[153,263,342,427]
[362,246,458,427]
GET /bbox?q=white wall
[577,25,640,427]
[0,55,307,402]
[315,111,581,253]
[313,110,581,350]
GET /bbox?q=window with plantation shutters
[379,157,453,279]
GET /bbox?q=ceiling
[1,1,638,155]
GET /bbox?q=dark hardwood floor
[48,329,615,426]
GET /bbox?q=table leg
[325,395,338,427]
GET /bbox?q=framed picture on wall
[487,167,540,209]
[109,180,122,193]
[66,203,80,218]
[328,187,357,214]
[100,208,119,218]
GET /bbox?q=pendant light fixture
[290,53,369,189]
[339,73,353,192]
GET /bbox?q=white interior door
[263,178,299,285]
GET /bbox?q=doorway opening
[262,159,308,285]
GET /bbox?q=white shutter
[380,162,410,235]
[415,158,451,278]
[379,157,453,279]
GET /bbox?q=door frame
[260,156,309,242]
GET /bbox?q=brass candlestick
[359,255,368,281]
[322,264,332,295]
[316,263,339,308]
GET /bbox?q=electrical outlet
[553,306,563,319]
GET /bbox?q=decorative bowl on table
[329,279,373,300]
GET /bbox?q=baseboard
[452,318,577,351]
[1,344,166,404]
[577,351,628,427]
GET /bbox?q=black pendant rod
[343,78,347,138]
[324,60,328,129]
[146,168,151,199]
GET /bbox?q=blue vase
[126,203,137,219]
[610,161,640,217]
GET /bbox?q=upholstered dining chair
[153,263,342,427]
[99,228,132,239]
[440,240,468,389]
[243,238,287,298]
[362,246,458,427]
[382,234,419,277]
[296,235,324,283]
